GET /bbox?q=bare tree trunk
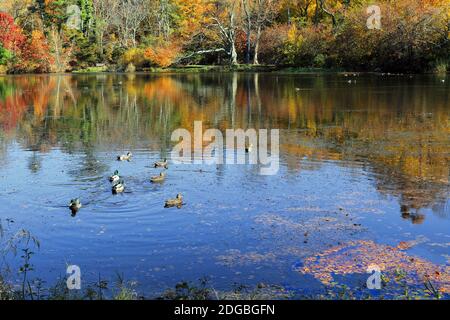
[230,41,238,65]
[253,25,262,65]
[229,11,238,65]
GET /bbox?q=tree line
[0,0,449,73]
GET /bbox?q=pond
[0,73,449,298]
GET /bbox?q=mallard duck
[245,143,253,153]
[112,179,125,194]
[69,198,82,212]
[109,170,120,183]
[117,152,132,161]
[151,171,166,183]
[165,193,183,208]
[154,159,168,169]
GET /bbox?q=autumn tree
[174,0,213,40]
[0,0,34,27]
[0,12,26,52]
[17,30,54,73]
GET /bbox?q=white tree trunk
[253,26,262,65]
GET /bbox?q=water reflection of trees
[0,73,448,221]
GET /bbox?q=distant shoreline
[2,65,448,76]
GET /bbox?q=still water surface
[0,73,449,297]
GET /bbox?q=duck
[109,170,120,183]
[69,198,82,213]
[165,193,183,208]
[151,171,166,183]
[117,152,132,161]
[154,158,168,169]
[112,179,125,194]
[245,143,253,153]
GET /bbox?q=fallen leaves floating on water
[299,240,449,294]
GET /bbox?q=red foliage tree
[0,12,26,52]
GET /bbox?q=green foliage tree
[0,44,13,66]
[65,28,99,68]
[80,0,94,36]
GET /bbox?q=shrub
[257,24,290,65]
[313,54,327,68]
[122,47,146,69]
[282,24,332,67]
[144,44,181,68]
[434,61,448,74]
[125,62,136,73]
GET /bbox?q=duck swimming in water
[245,143,253,153]
[151,171,166,183]
[117,152,132,161]
[165,193,183,208]
[69,198,82,214]
[109,170,120,183]
[154,159,168,169]
[112,179,125,194]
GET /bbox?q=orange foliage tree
[19,30,54,73]
[144,44,182,68]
